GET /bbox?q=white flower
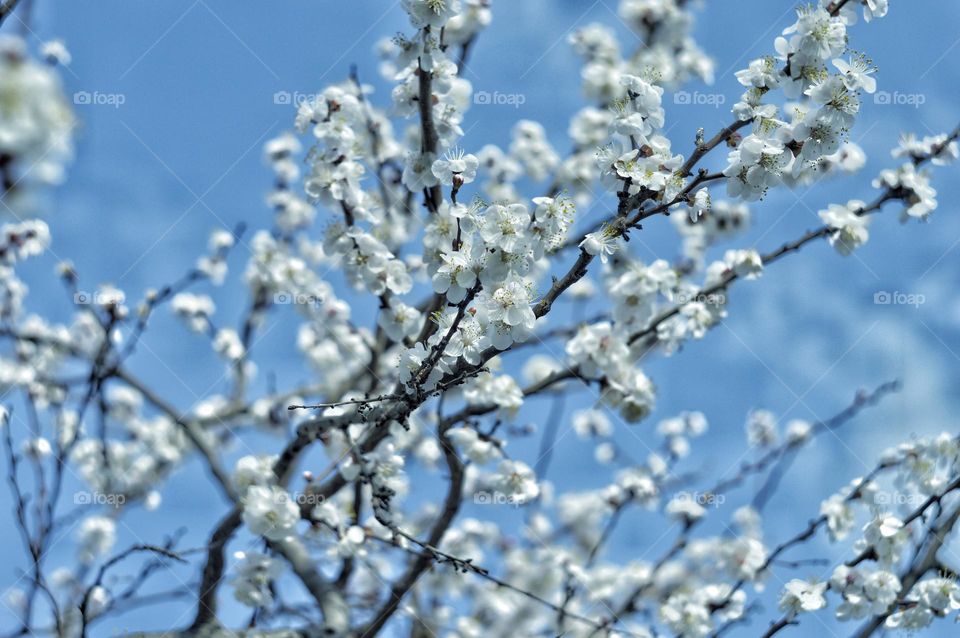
[785,419,813,443]
[605,367,656,423]
[171,293,215,332]
[521,354,562,386]
[831,564,899,619]
[41,40,71,66]
[479,203,530,254]
[241,485,299,541]
[401,0,462,28]
[580,230,619,263]
[377,299,423,342]
[689,187,711,222]
[660,592,712,637]
[398,342,443,392]
[443,313,484,365]
[720,537,768,580]
[779,579,828,613]
[572,409,612,439]
[234,454,277,493]
[608,259,676,326]
[432,246,478,303]
[488,277,533,328]
[486,275,536,348]
[530,195,574,257]
[0,40,75,207]
[821,494,855,541]
[510,120,559,182]
[863,0,889,22]
[213,328,245,362]
[493,459,539,504]
[828,142,867,173]
[887,577,958,629]
[21,437,51,459]
[86,586,110,618]
[620,74,664,125]
[724,248,763,279]
[605,136,682,193]
[565,322,630,378]
[464,372,523,417]
[863,569,901,612]
[892,133,959,167]
[746,409,778,447]
[736,56,780,89]
[431,148,479,185]
[658,412,709,439]
[860,514,909,564]
[77,516,116,564]
[665,495,706,522]
[402,151,439,191]
[569,107,612,146]
[733,87,776,122]
[448,427,500,464]
[782,6,846,61]
[805,77,860,131]
[1,220,51,262]
[833,56,877,94]
[197,254,229,285]
[231,551,282,608]
[612,74,665,141]
[264,132,299,161]
[819,200,870,255]
[873,163,938,220]
[916,577,960,613]
[877,515,903,537]
[336,525,367,558]
[723,135,791,201]
[595,442,616,464]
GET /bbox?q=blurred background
[2,0,959,635]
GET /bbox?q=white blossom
[241,485,299,541]
[492,460,539,504]
[819,200,870,255]
[779,579,828,613]
[231,551,282,608]
[76,516,116,564]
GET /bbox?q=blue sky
[3,0,960,635]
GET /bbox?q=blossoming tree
[1,0,959,636]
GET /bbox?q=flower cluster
[5,1,960,638]
[0,36,74,211]
[726,3,886,199]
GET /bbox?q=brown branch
[359,425,464,636]
[417,28,442,213]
